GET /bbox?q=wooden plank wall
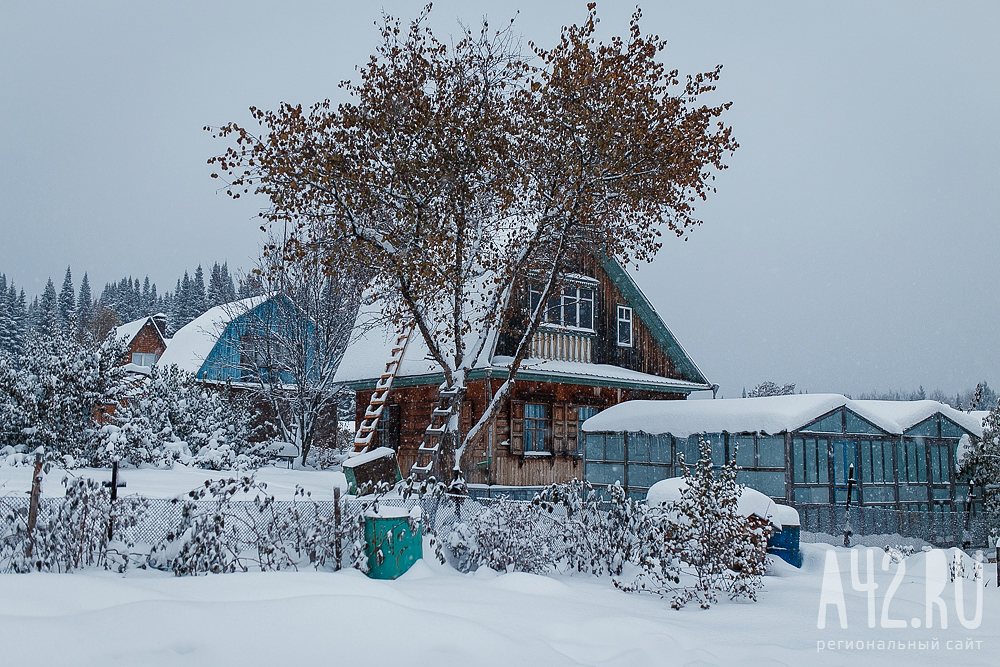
[356,380,685,486]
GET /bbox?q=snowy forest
[0,261,263,358]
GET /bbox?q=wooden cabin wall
[493,257,679,380]
[591,262,678,378]
[356,380,684,486]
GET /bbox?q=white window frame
[131,352,158,367]
[529,282,596,333]
[617,305,633,348]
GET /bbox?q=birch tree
[208,4,736,483]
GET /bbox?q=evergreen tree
[221,262,236,302]
[58,266,76,333]
[77,273,93,340]
[37,278,59,338]
[0,275,11,354]
[192,265,207,316]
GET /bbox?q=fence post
[333,485,342,571]
[107,460,119,541]
[25,450,43,559]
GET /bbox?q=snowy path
[0,543,997,666]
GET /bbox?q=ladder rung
[431,408,451,417]
[410,462,432,473]
[365,405,384,419]
[391,347,405,356]
[369,391,387,405]
[354,431,374,446]
[360,418,378,430]
[425,424,447,435]
[375,377,392,390]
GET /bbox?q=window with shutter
[510,400,525,455]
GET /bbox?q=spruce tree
[77,273,93,340]
[192,265,207,316]
[58,266,76,333]
[0,274,10,354]
[37,278,60,338]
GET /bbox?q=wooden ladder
[353,325,414,452]
[409,383,466,481]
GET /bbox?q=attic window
[528,283,595,331]
[617,306,633,347]
[131,352,158,367]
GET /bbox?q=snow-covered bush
[0,333,128,462]
[534,479,645,576]
[0,476,148,573]
[446,496,556,574]
[616,438,771,609]
[150,478,359,575]
[99,365,265,469]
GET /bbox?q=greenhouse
[580,394,984,512]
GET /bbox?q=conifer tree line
[0,261,261,355]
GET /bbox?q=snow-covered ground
[0,464,348,501]
[0,542,996,666]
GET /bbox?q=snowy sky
[1,1,997,398]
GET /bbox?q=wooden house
[334,254,713,492]
[155,293,311,384]
[113,313,169,374]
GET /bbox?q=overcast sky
[1,1,997,398]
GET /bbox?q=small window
[528,283,596,331]
[131,352,158,367]
[524,403,549,452]
[617,306,633,347]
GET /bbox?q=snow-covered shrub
[446,496,556,574]
[99,365,265,469]
[150,478,360,575]
[0,476,148,573]
[616,438,771,609]
[0,334,128,462]
[534,479,645,576]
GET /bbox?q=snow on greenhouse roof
[582,394,983,438]
[156,294,272,375]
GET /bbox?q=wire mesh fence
[795,504,994,550]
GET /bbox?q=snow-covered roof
[156,294,272,375]
[112,315,165,346]
[582,394,984,438]
[334,296,498,384]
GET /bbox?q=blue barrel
[364,509,422,579]
[767,525,802,568]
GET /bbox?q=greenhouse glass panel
[845,411,886,435]
[795,487,830,504]
[732,435,755,467]
[863,486,895,503]
[898,485,927,502]
[703,433,726,467]
[905,418,938,438]
[932,488,951,501]
[628,433,649,463]
[802,411,842,433]
[649,435,672,464]
[930,444,949,484]
[586,462,624,486]
[605,433,625,462]
[757,435,785,468]
[628,464,668,488]
[833,441,858,486]
[793,438,805,483]
[755,471,785,498]
[584,433,604,461]
[940,419,967,438]
[683,435,701,466]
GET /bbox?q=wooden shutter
[553,403,568,455]
[510,400,525,456]
[566,405,580,457]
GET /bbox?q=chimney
[152,313,168,336]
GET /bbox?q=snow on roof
[850,399,984,435]
[155,294,272,375]
[334,295,496,384]
[491,356,710,391]
[582,394,984,438]
[583,394,849,437]
[112,316,153,345]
